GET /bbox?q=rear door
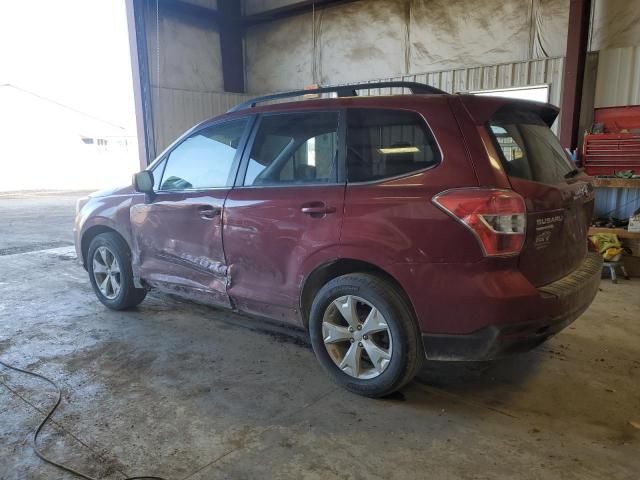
[130,117,250,307]
[223,110,345,324]
[483,104,594,286]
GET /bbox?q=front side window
[346,109,441,183]
[243,112,339,186]
[160,118,247,191]
[488,107,573,184]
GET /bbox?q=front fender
[75,194,141,266]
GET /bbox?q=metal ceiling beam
[242,0,362,27]
[219,0,245,93]
[126,0,156,168]
[559,0,592,152]
[157,0,219,30]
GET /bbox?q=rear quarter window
[346,109,441,182]
[488,107,574,184]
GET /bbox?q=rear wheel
[309,273,422,397]
[87,232,146,310]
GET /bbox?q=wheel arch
[299,258,418,330]
[81,225,129,268]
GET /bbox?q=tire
[309,273,422,398]
[87,232,147,310]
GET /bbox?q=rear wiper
[564,168,582,179]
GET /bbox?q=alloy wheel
[322,295,393,379]
[92,246,121,300]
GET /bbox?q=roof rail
[227,81,446,113]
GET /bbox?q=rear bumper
[422,252,602,361]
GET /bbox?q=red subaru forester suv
[74,82,601,397]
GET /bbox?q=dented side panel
[224,184,346,325]
[130,190,231,308]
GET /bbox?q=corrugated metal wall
[594,46,640,108]
[153,56,565,154]
[358,57,564,106]
[151,55,567,153]
[394,56,565,107]
[151,87,252,153]
[359,56,565,132]
[594,188,640,220]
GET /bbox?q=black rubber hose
[0,358,167,480]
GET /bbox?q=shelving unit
[591,177,640,189]
[587,226,640,239]
[589,176,640,241]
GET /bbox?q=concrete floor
[0,190,91,255]
[1,192,639,480]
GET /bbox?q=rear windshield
[488,107,574,184]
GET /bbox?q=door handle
[300,202,336,216]
[198,205,221,219]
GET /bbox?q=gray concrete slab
[0,193,638,479]
[0,190,91,255]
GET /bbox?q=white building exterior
[0,84,139,191]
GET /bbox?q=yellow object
[589,233,622,260]
[603,247,623,262]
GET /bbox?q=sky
[0,0,136,132]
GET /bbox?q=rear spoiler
[457,95,559,127]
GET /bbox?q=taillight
[433,188,526,257]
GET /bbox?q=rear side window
[488,107,573,184]
[243,112,339,186]
[346,109,441,183]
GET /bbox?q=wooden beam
[592,177,640,189]
[560,0,592,152]
[588,227,640,239]
[242,0,361,27]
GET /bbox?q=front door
[131,117,250,308]
[224,110,345,324]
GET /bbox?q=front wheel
[87,232,146,310]
[309,273,422,397]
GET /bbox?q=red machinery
[582,105,640,175]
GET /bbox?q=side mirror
[133,171,155,203]
[133,171,154,193]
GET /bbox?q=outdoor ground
[0,191,638,479]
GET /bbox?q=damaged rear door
[223,110,345,323]
[130,117,251,307]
